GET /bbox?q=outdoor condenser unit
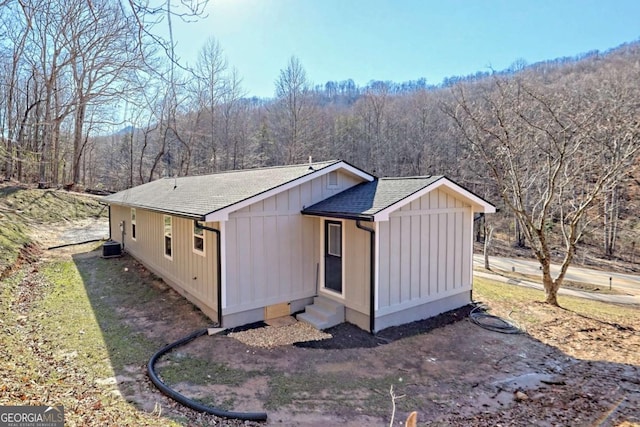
[102,240,122,257]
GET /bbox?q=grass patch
[479,268,625,295]
[40,258,158,371]
[0,213,30,273]
[1,187,107,223]
[34,258,179,425]
[0,185,106,274]
[0,255,181,425]
[159,357,258,387]
[474,276,544,305]
[264,371,405,415]
[193,395,237,410]
[473,276,639,325]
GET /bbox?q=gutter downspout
[356,220,375,334]
[195,220,223,327]
[108,206,112,240]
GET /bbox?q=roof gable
[373,177,496,220]
[302,176,495,221]
[103,160,373,220]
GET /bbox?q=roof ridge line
[164,159,341,179]
[379,175,437,180]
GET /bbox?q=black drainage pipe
[147,328,268,422]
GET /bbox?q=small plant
[388,385,417,427]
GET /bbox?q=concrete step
[297,311,334,330]
[305,304,335,323]
[296,296,345,330]
[313,296,344,314]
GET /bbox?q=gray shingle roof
[104,160,342,218]
[302,176,444,220]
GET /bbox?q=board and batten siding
[376,187,473,316]
[342,219,371,317]
[224,170,362,315]
[109,205,219,319]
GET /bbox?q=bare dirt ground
[12,221,640,426]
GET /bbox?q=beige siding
[377,188,473,315]
[109,205,219,319]
[224,171,359,315]
[342,220,370,315]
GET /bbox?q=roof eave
[205,160,374,222]
[372,177,496,221]
[106,199,205,220]
[301,210,374,221]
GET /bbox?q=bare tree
[271,56,317,164]
[191,36,228,171]
[65,0,143,185]
[0,0,33,179]
[446,76,640,305]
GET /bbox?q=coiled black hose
[469,303,522,334]
[147,328,268,422]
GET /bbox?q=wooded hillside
[1,1,638,267]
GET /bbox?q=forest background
[1,0,638,288]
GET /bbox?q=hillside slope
[0,184,107,275]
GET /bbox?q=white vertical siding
[224,170,359,314]
[377,187,473,314]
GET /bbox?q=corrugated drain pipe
[147,328,268,421]
[194,220,222,327]
[356,220,375,334]
[145,221,267,422]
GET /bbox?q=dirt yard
[74,251,640,425]
[3,220,640,426]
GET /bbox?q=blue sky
[168,0,640,98]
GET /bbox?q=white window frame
[327,223,342,257]
[163,215,173,260]
[130,208,137,241]
[193,221,205,256]
[319,218,346,299]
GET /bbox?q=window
[327,223,341,257]
[163,215,172,259]
[131,208,136,240]
[193,222,205,255]
[327,171,338,188]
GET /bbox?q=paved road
[474,255,640,304]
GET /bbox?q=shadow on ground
[74,250,640,427]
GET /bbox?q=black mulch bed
[294,304,474,350]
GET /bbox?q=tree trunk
[483,224,494,270]
[72,102,86,185]
[539,255,560,306]
[542,274,560,306]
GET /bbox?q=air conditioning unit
[103,240,122,258]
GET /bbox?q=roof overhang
[204,161,374,222]
[372,177,496,222]
[301,210,374,221]
[103,199,205,220]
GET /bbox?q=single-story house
[103,160,495,332]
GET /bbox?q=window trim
[319,219,346,299]
[163,215,173,260]
[130,208,137,241]
[327,223,342,257]
[193,221,205,256]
